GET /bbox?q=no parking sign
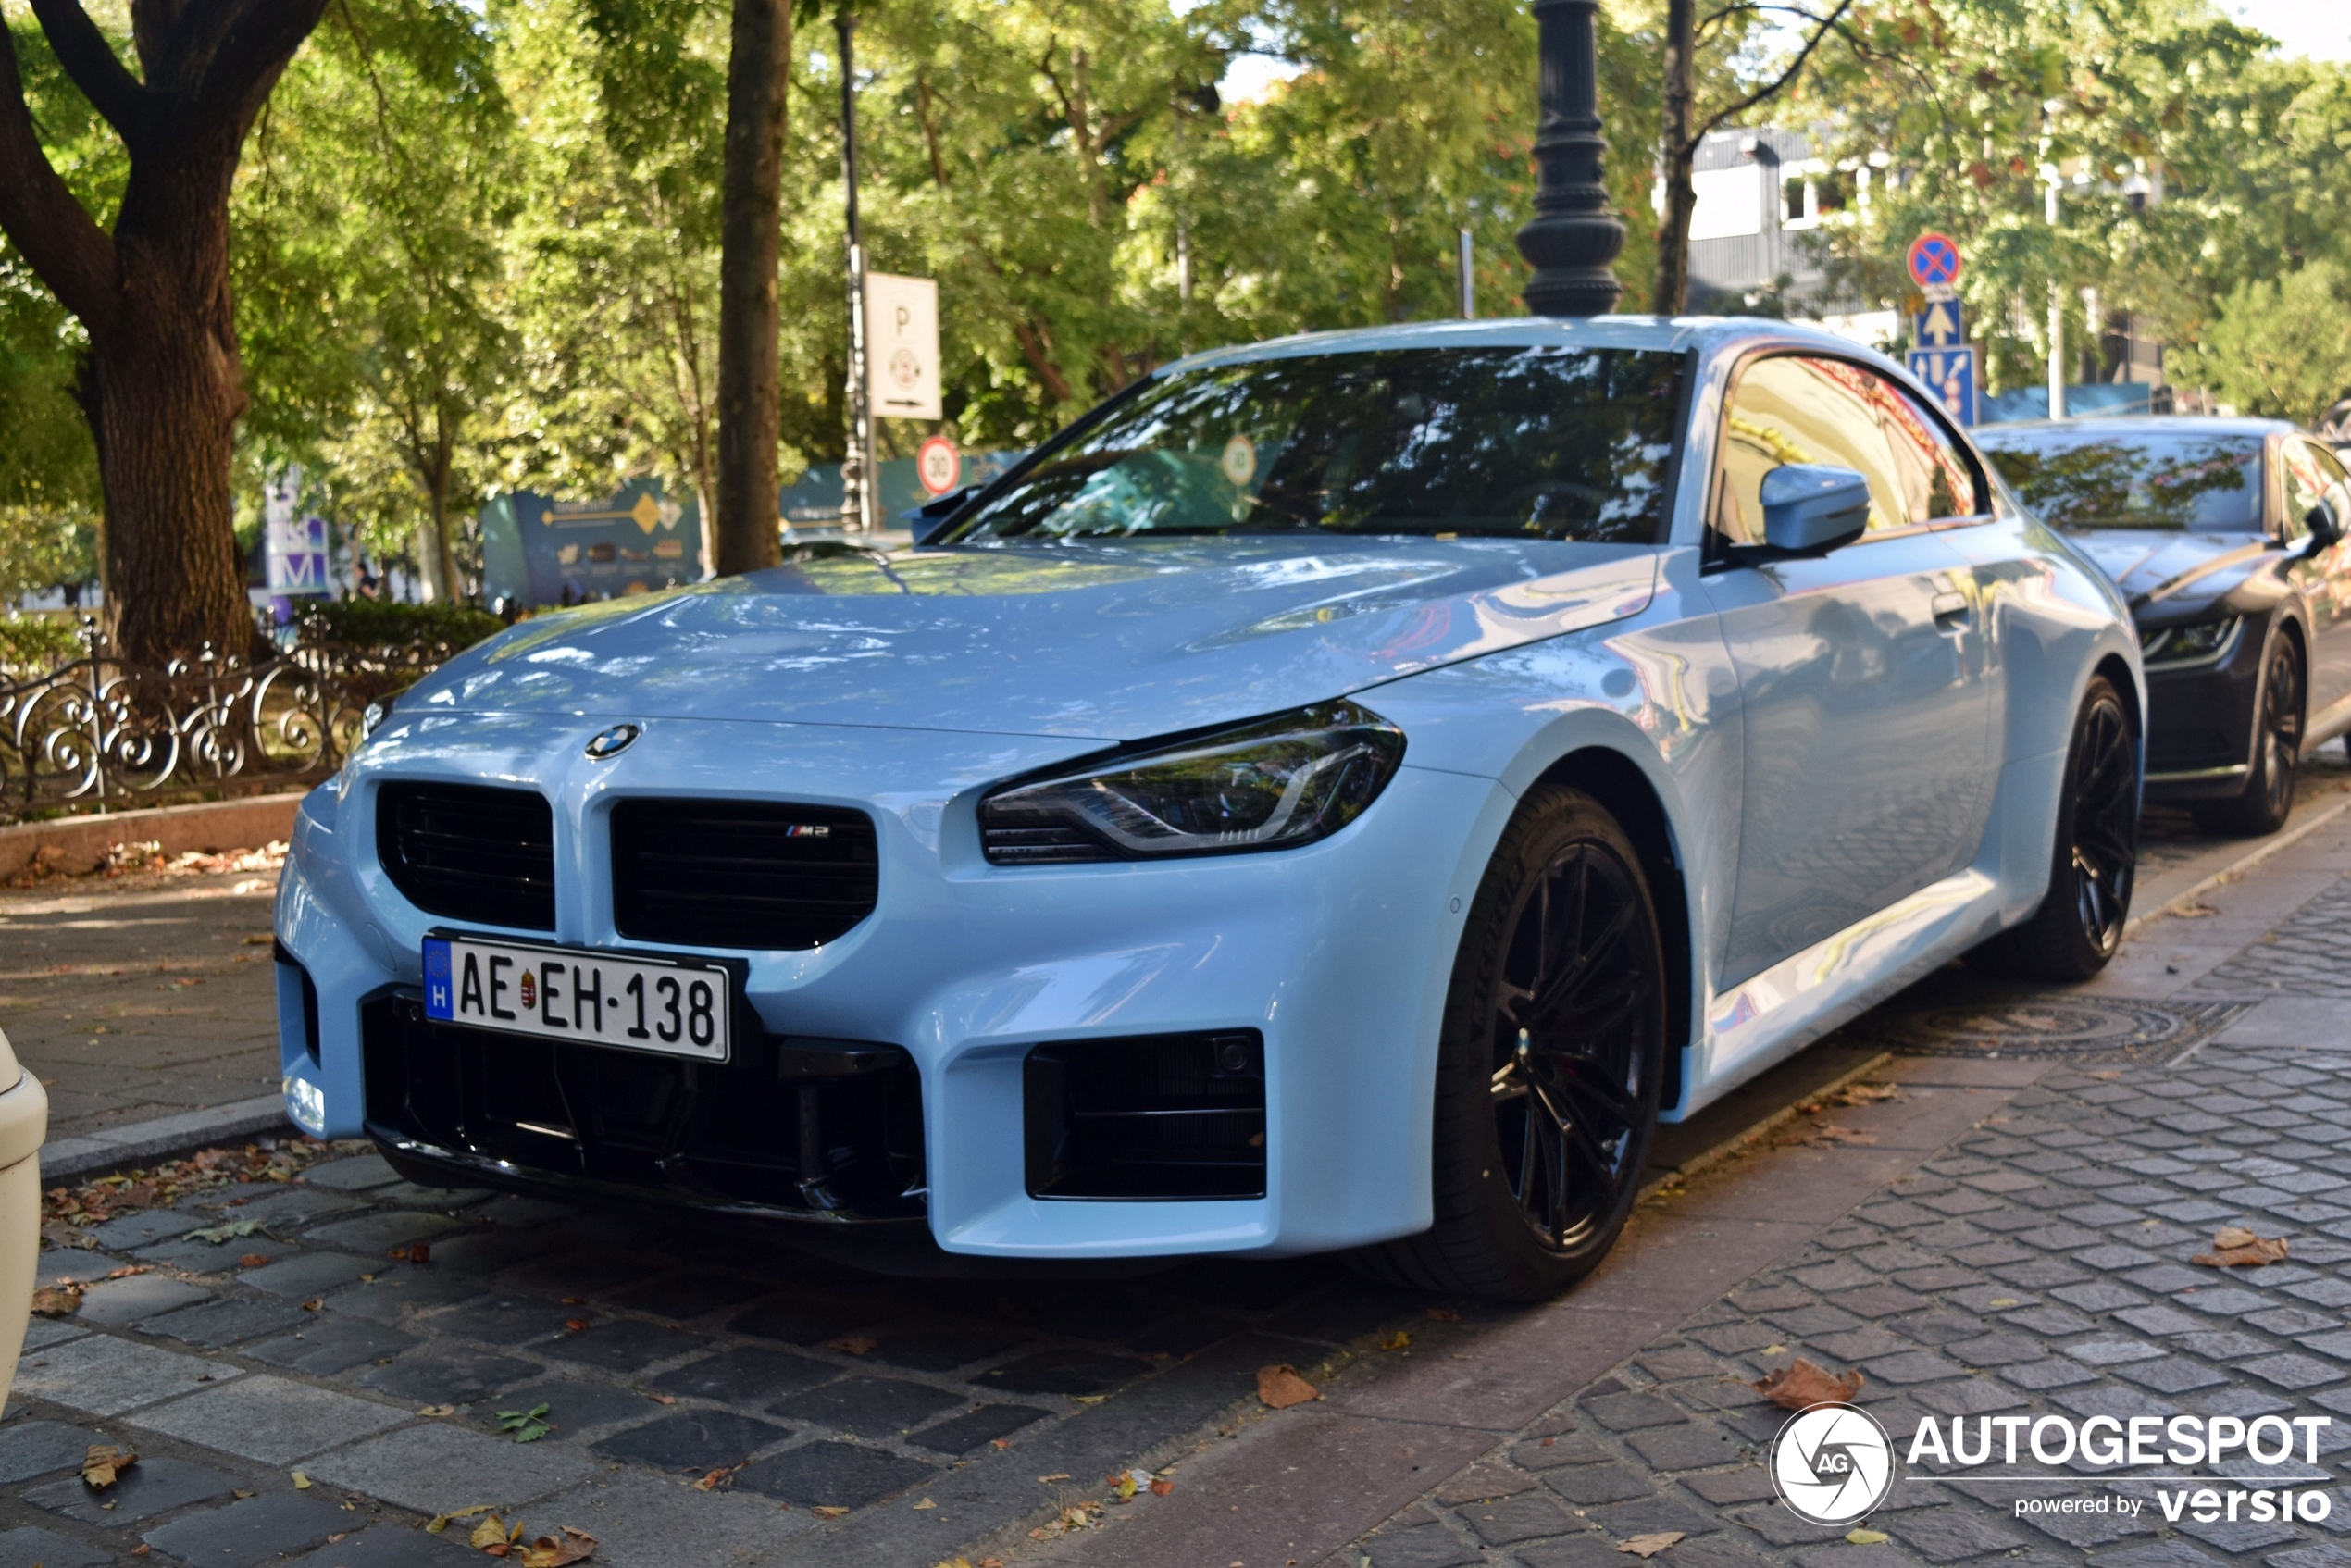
[1907,232,1962,291]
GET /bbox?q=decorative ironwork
[0,618,470,825]
[1515,0,1625,317]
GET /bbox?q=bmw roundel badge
[584,723,641,760]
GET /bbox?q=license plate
[422,935,730,1062]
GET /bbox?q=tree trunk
[713,0,790,577]
[90,147,256,666]
[1651,0,1697,317]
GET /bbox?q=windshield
[944,346,1686,545]
[1974,429,2266,531]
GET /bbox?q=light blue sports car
[275,317,2144,1300]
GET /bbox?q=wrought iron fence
[0,619,468,825]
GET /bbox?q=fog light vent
[1024,1030,1266,1200]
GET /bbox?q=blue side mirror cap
[1760,464,1872,554]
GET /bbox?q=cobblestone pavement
[0,867,280,1139]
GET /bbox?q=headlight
[980,701,1406,864]
[2140,616,2242,667]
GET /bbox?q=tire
[1977,674,2140,980]
[2191,633,2302,837]
[1362,785,1668,1301]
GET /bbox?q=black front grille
[362,996,924,1219]
[1025,1031,1266,1200]
[378,782,555,930]
[611,799,877,951]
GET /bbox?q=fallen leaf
[1424,1306,1462,1323]
[517,1526,597,1566]
[1847,1529,1891,1545]
[233,1490,255,1500]
[1256,1364,1322,1409]
[914,1497,938,1510]
[1810,1124,1877,1145]
[1110,1473,1138,1501]
[391,1243,431,1264]
[2173,902,2219,918]
[979,1559,1006,1567]
[1753,1358,1864,1411]
[104,1264,149,1279]
[1834,1083,1900,1105]
[418,1404,457,1417]
[498,1404,554,1443]
[189,1218,264,1244]
[1379,1331,1412,1351]
[2194,1228,2288,1267]
[1761,1344,1788,1355]
[31,1284,81,1316]
[81,1443,138,1489]
[691,1466,740,1492]
[428,1505,497,1533]
[560,1297,586,1305]
[1037,1474,1073,1483]
[811,1506,850,1519]
[1617,1532,1686,1557]
[825,1335,877,1356]
[240,1252,269,1267]
[131,1547,150,1557]
[1150,1479,1175,1497]
[301,1298,324,1312]
[292,1471,313,1489]
[471,1516,510,1550]
[1986,1299,2018,1309]
[564,1318,590,1334]
[989,1439,1010,1450]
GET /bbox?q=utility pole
[1514,0,1624,317]
[837,12,877,534]
[1459,228,1476,318]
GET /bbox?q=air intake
[611,799,878,951]
[1024,1030,1267,1200]
[377,782,555,931]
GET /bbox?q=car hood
[405,538,1660,740]
[2055,528,2273,610]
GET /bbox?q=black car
[1977,416,2351,835]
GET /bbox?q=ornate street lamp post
[1514,0,1624,317]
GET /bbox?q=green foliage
[2170,263,2351,422]
[0,614,84,672]
[304,597,505,649]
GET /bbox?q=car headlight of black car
[2140,616,2243,668]
[980,701,1406,864]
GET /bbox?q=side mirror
[2304,503,2343,550]
[904,485,976,547]
[1759,464,1872,555]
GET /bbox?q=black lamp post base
[1515,0,1624,317]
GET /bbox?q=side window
[1713,355,1984,546]
[2283,440,2331,542]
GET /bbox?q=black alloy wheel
[2195,634,2302,837]
[1976,674,2140,980]
[1360,785,1666,1300]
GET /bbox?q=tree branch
[1693,0,1854,144]
[176,0,331,141]
[25,0,147,134]
[0,18,118,331]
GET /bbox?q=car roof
[1160,315,1904,377]
[1974,415,2297,442]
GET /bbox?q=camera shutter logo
[1771,1404,1897,1526]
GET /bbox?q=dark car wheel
[1359,785,1667,1302]
[1975,674,2139,980]
[2193,633,2303,837]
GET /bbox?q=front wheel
[2192,633,2302,837]
[1362,786,1667,1301]
[1979,674,2140,980]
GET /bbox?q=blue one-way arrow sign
[1913,299,1965,350]
[1908,346,1978,427]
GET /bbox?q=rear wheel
[1978,674,2139,980]
[2192,633,2301,837]
[1362,786,1666,1301]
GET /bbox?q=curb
[1637,1048,1896,1199]
[41,1093,293,1182]
[2122,796,2351,939]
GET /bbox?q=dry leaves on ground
[825,1335,877,1356]
[1804,1124,1879,1147]
[811,1505,851,1520]
[1379,1331,1412,1351]
[1617,1532,1686,1557]
[1847,1529,1891,1545]
[44,1138,348,1230]
[427,1505,497,1535]
[186,1218,263,1244]
[390,1243,432,1264]
[81,1444,137,1489]
[1256,1364,1322,1409]
[31,1283,81,1316]
[1833,1083,1900,1106]
[1753,1358,1864,1411]
[2193,1226,2288,1267]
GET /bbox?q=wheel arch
[1529,745,1696,1114]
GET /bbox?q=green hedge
[304,599,504,650]
[0,614,85,671]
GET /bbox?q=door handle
[1932,591,1972,630]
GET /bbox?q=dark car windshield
[1974,429,2266,531]
[943,346,1686,545]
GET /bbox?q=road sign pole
[838,13,877,535]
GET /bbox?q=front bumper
[2142,622,2263,800]
[274,716,1512,1259]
